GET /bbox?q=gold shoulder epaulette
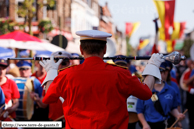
[58,65,77,72]
[107,63,128,70]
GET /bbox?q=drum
[127,95,137,113]
[13,77,34,120]
[127,95,139,123]
[180,68,190,91]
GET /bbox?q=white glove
[142,53,165,84]
[148,53,164,68]
[39,55,63,86]
[189,88,194,94]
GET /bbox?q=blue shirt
[136,83,178,123]
[190,69,194,77]
[170,70,176,79]
[31,77,43,98]
[129,65,137,74]
[0,87,5,109]
[169,81,181,106]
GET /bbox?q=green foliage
[17,0,55,35]
[0,18,15,35]
[126,37,136,56]
[182,39,193,58]
[38,18,53,34]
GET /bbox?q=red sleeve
[129,76,152,100]
[118,70,152,100]
[183,72,190,81]
[42,72,65,104]
[171,78,178,86]
[10,80,20,99]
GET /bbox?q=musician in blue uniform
[164,61,182,127]
[136,62,185,129]
[16,60,46,120]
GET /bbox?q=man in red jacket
[40,30,164,129]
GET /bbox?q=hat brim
[0,63,9,67]
[18,66,31,68]
[159,67,166,72]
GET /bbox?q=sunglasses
[19,68,30,71]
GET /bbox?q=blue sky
[99,0,194,47]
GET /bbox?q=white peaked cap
[76,30,112,41]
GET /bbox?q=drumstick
[0,111,5,118]
[0,104,5,110]
[0,104,6,117]
[54,115,64,121]
[169,109,188,129]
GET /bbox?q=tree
[17,0,55,35]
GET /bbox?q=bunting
[153,0,175,40]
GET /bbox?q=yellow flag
[166,40,173,53]
[129,22,140,37]
[159,27,165,40]
[153,0,165,28]
[138,39,150,50]
[171,22,180,40]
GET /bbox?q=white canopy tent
[0,39,65,52]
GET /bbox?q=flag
[153,0,175,40]
[125,22,140,37]
[138,39,150,50]
[171,22,180,40]
[137,36,153,56]
[179,22,186,38]
[152,18,159,54]
[166,40,176,53]
[171,22,186,40]
[125,23,133,35]
[151,44,159,54]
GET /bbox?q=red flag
[164,0,175,40]
[151,44,159,54]
[125,23,133,35]
[179,22,186,38]
[172,40,176,51]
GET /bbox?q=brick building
[99,2,114,37]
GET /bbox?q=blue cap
[165,60,173,71]
[19,50,29,57]
[113,55,129,65]
[76,30,112,41]
[129,65,137,74]
[16,61,32,68]
[71,53,80,57]
[159,62,167,72]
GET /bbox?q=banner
[153,0,175,40]
[137,37,153,56]
[125,22,140,37]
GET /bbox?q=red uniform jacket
[43,56,152,129]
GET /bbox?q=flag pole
[152,18,159,54]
